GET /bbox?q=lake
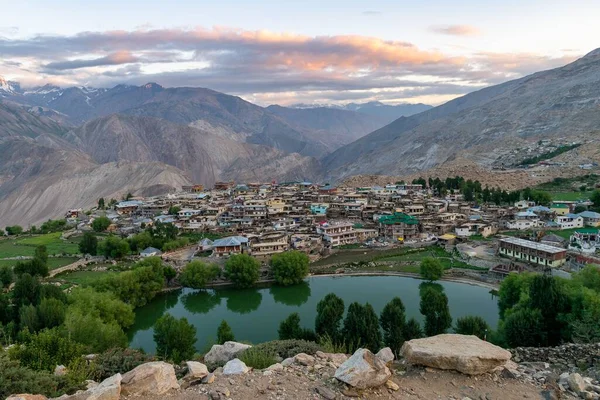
[128,275,499,354]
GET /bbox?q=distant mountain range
[3,49,600,226]
[290,101,433,125]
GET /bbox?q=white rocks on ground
[52,373,122,400]
[54,365,67,376]
[203,341,252,365]
[222,358,249,375]
[334,348,391,389]
[180,361,209,388]
[120,361,179,396]
[401,334,511,375]
[376,347,395,364]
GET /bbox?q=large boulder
[334,348,391,389]
[222,359,249,375]
[56,373,122,400]
[181,361,209,388]
[121,361,179,396]
[376,347,394,364]
[401,334,511,375]
[204,341,251,365]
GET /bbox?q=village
[55,178,600,285]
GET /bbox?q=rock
[54,365,67,376]
[121,361,179,396]
[204,341,251,364]
[376,348,394,364]
[401,334,511,375]
[6,396,47,400]
[202,373,216,384]
[181,361,209,387]
[54,374,122,400]
[281,357,295,366]
[385,380,400,391]
[84,381,98,390]
[567,373,588,395]
[295,353,315,366]
[315,386,337,399]
[266,363,284,371]
[334,348,391,389]
[223,358,249,375]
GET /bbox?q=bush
[224,254,260,288]
[270,251,309,286]
[454,316,490,339]
[5,225,24,236]
[91,216,111,232]
[180,261,221,288]
[250,339,322,359]
[502,308,546,348]
[97,235,130,259]
[420,257,444,281]
[154,314,197,364]
[63,310,128,353]
[278,312,316,341]
[217,320,235,344]
[92,348,155,381]
[0,353,63,399]
[238,347,278,369]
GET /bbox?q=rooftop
[378,212,419,225]
[500,237,566,254]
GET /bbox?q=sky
[1,0,599,106]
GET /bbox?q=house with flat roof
[579,211,600,227]
[555,213,584,230]
[550,203,570,215]
[499,237,567,268]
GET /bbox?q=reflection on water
[128,276,499,354]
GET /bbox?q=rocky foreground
[7,335,600,400]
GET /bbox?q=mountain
[292,101,433,124]
[2,82,385,158]
[323,49,600,181]
[265,105,388,150]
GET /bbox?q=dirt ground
[127,362,570,400]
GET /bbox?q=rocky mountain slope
[323,48,600,181]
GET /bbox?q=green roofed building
[378,212,420,242]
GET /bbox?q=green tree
[502,308,546,347]
[404,318,424,341]
[68,287,135,329]
[63,309,128,352]
[91,216,112,232]
[0,292,10,325]
[497,273,533,319]
[79,232,98,255]
[180,261,221,288]
[153,314,197,364]
[315,293,345,341]
[168,206,181,215]
[531,190,553,206]
[13,273,42,308]
[8,328,85,371]
[36,298,67,330]
[270,251,309,286]
[224,254,260,288]
[14,257,48,278]
[342,302,382,352]
[98,198,105,209]
[34,245,48,265]
[573,265,600,292]
[0,265,14,288]
[420,257,444,281]
[278,312,303,340]
[380,297,406,355]
[127,231,153,253]
[217,320,235,344]
[5,225,23,235]
[19,304,40,332]
[163,265,176,284]
[95,259,164,307]
[420,286,452,336]
[591,190,600,209]
[454,316,490,339]
[528,274,571,346]
[98,235,130,259]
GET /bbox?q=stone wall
[510,343,600,369]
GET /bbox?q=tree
[19,305,40,333]
[404,318,424,341]
[454,316,489,339]
[530,190,552,206]
[153,314,197,363]
[14,258,48,278]
[528,274,570,346]
[420,286,452,336]
[5,225,23,236]
[68,287,135,329]
[380,297,406,355]
[270,251,309,286]
[342,302,382,352]
[573,265,600,292]
[34,246,48,265]
[224,254,260,288]
[79,232,98,255]
[168,206,181,215]
[97,198,105,209]
[315,293,345,341]
[420,257,444,281]
[163,265,177,284]
[98,235,130,259]
[92,216,112,232]
[0,266,14,288]
[278,312,303,340]
[63,309,128,352]
[591,190,600,209]
[217,320,235,344]
[13,274,42,308]
[180,261,221,288]
[502,308,546,348]
[36,298,66,331]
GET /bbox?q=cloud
[430,25,481,36]
[362,11,381,16]
[0,26,580,105]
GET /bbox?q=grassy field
[0,232,80,258]
[0,257,79,270]
[501,228,578,240]
[548,191,589,201]
[52,270,120,286]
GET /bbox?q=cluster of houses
[64,181,600,272]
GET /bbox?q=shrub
[278,312,316,341]
[502,308,546,348]
[154,314,197,364]
[217,320,235,344]
[180,261,221,288]
[92,348,155,381]
[238,347,278,369]
[91,216,111,232]
[454,316,490,339]
[0,353,62,399]
[250,339,322,359]
[318,334,349,354]
[270,251,309,286]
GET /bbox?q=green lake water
[128,276,499,354]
